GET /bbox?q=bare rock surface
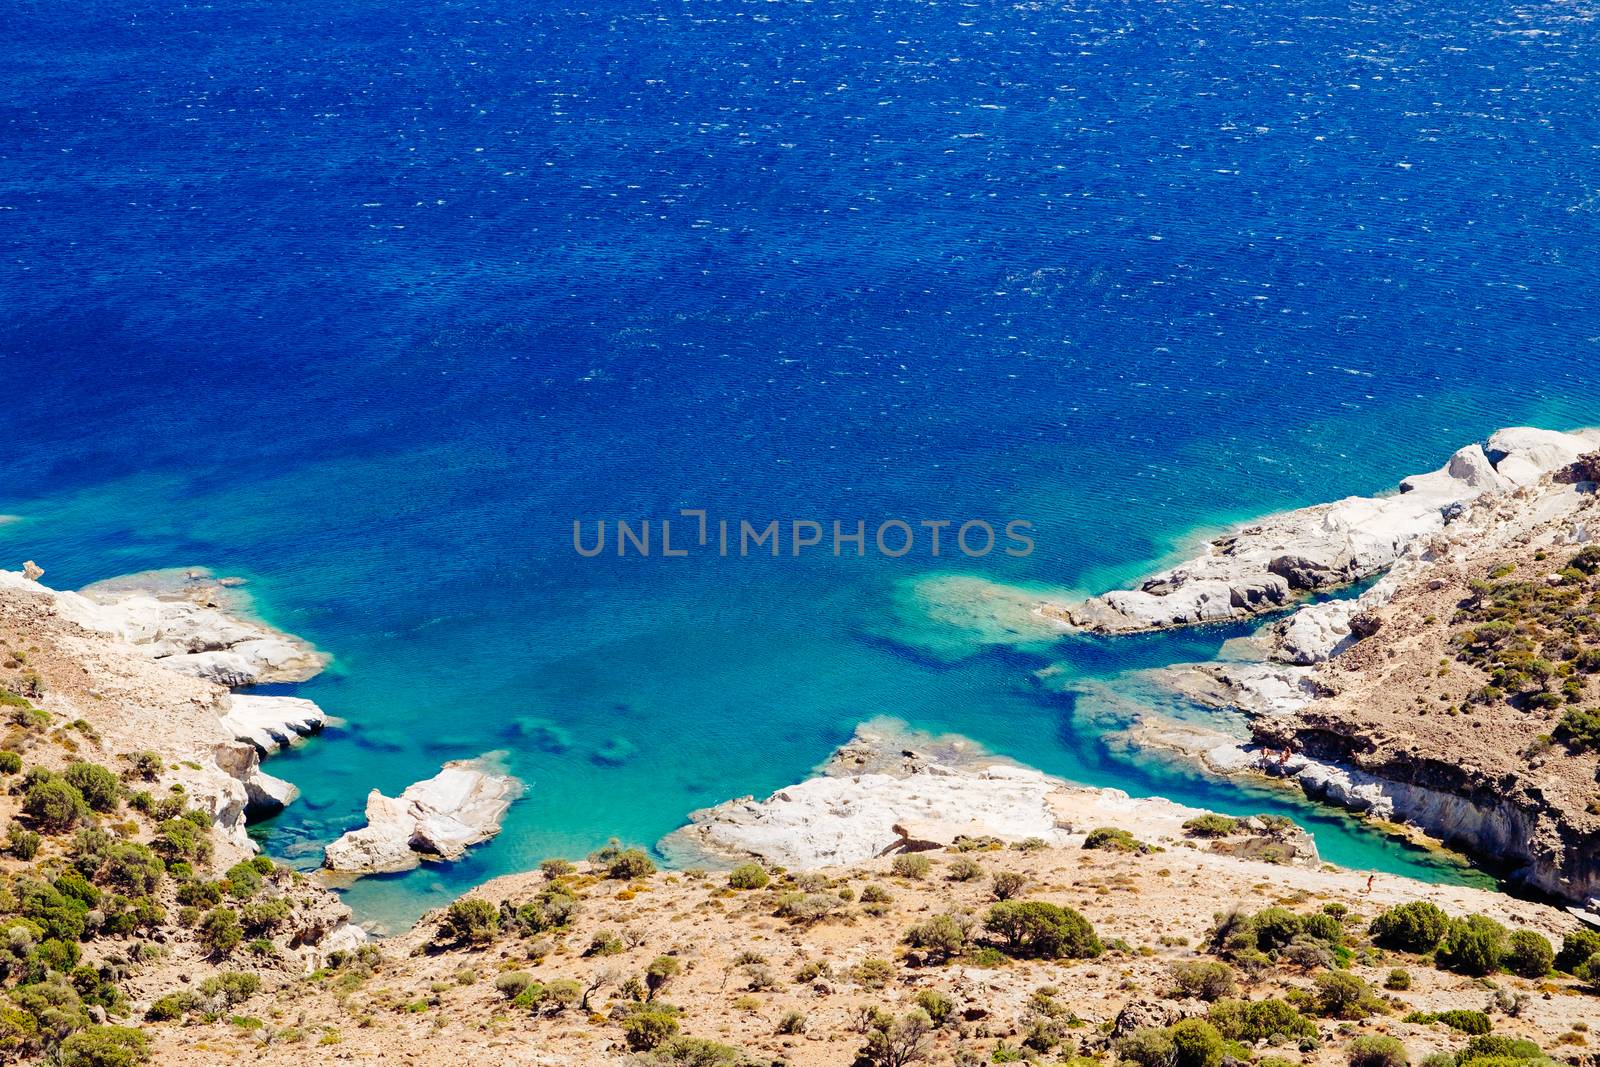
[61,568,330,685]
[221,693,328,754]
[324,757,524,874]
[661,720,1319,870]
[1049,427,1600,633]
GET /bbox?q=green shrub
[850,958,895,990]
[197,908,243,957]
[913,989,954,1027]
[1207,998,1316,1042]
[1119,1027,1177,1067]
[623,1008,680,1051]
[1437,915,1507,976]
[1556,708,1600,752]
[1457,1036,1544,1063]
[1169,1019,1225,1067]
[515,885,578,934]
[23,777,90,832]
[495,972,535,999]
[1369,901,1450,952]
[902,913,969,962]
[101,842,164,896]
[0,750,20,774]
[223,860,263,899]
[1503,930,1553,978]
[63,763,120,813]
[607,848,656,879]
[984,900,1101,959]
[947,857,983,882]
[59,1024,150,1067]
[727,863,769,890]
[891,853,932,880]
[1083,827,1148,852]
[1348,1035,1408,1067]
[645,955,680,999]
[1314,971,1380,1019]
[1170,960,1237,1001]
[175,880,223,908]
[1555,928,1600,973]
[539,857,576,879]
[199,971,261,1007]
[1432,1010,1490,1035]
[1182,814,1240,838]
[154,818,211,863]
[859,884,892,904]
[144,991,200,1021]
[650,1037,744,1064]
[439,899,499,945]
[991,870,1027,901]
[240,898,290,935]
[6,824,41,860]
[1384,968,1411,990]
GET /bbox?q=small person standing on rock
[1364,873,1375,895]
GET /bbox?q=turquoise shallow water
[7,0,1600,929]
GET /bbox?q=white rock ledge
[323,757,523,875]
[661,723,1319,871]
[221,694,328,755]
[1060,426,1600,633]
[62,571,330,686]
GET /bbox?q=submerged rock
[323,757,523,874]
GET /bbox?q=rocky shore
[1048,427,1600,634]
[662,720,1321,872]
[1073,428,1600,912]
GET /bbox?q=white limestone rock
[1061,427,1600,633]
[221,694,327,754]
[660,723,1313,870]
[53,576,329,686]
[323,758,523,874]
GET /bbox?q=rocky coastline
[662,720,1321,872]
[1053,428,1600,914]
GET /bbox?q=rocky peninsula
[1057,429,1600,915]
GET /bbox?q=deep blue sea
[5,0,1600,928]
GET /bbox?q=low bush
[1083,827,1149,853]
[1437,915,1507,976]
[1555,928,1600,973]
[1207,998,1316,1042]
[984,900,1101,959]
[891,854,932,880]
[1369,901,1450,952]
[1348,1035,1408,1067]
[438,899,498,946]
[1503,930,1553,978]
[1182,814,1240,838]
[727,863,769,890]
[1170,960,1236,1001]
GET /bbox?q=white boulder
[221,694,327,754]
[323,758,523,874]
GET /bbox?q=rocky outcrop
[661,722,1318,871]
[1052,427,1600,634]
[60,569,329,686]
[323,757,523,874]
[221,693,328,755]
